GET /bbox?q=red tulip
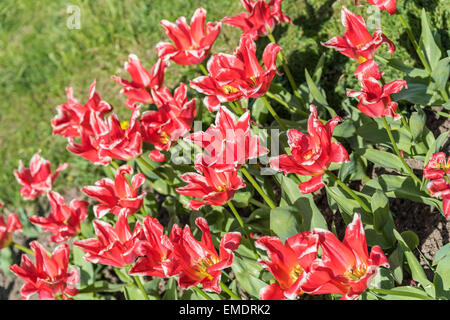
[354,59,383,81]
[14,151,68,200]
[157,8,221,65]
[129,217,179,278]
[97,110,143,161]
[74,212,141,268]
[51,80,112,138]
[321,7,395,63]
[256,232,319,300]
[29,191,88,243]
[113,55,167,109]
[176,156,246,210]
[0,208,22,250]
[427,179,450,219]
[186,106,269,171]
[424,152,449,180]
[190,34,281,111]
[222,0,292,40]
[347,77,407,120]
[82,164,146,218]
[170,217,241,293]
[141,83,197,162]
[269,105,349,194]
[67,127,112,165]
[301,213,389,300]
[355,0,397,15]
[10,241,80,300]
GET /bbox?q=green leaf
[162,278,178,300]
[434,255,450,299]
[431,57,450,91]
[123,284,146,300]
[401,230,420,250]
[251,98,269,123]
[304,69,336,117]
[433,243,450,266]
[371,287,434,300]
[393,229,432,288]
[270,207,302,242]
[232,246,267,299]
[232,191,252,208]
[388,246,404,285]
[409,111,426,141]
[78,281,124,294]
[420,8,441,71]
[371,190,390,234]
[0,247,14,276]
[356,148,403,171]
[73,246,95,287]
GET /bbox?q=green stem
[199,63,209,76]
[110,160,120,170]
[136,156,180,186]
[234,99,245,114]
[193,285,213,300]
[266,91,309,117]
[240,167,276,209]
[227,202,258,257]
[249,198,268,209]
[12,242,34,256]
[261,96,288,130]
[267,33,307,110]
[219,281,241,300]
[324,170,371,213]
[133,274,150,300]
[228,101,241,115]
[397,13,432,74]
[382,117,422,185]
[437,111,450,118]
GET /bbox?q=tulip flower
[269,105,349,194]
[0,208,22,250]
[113,55,168,109]
[73,212,141,268]
[222,0,292,41]
[256,232,319,300]
[347,77,407,120]
[176,156,246,210]
[157,8,221,65]
[186,105,269,171]
[51,80,112,138]
[67,128,112,166]
[97,110,143,161]
[321,7,395,63]
[14,151,69,200]
[82,164,146,218]
[427,179,450,219]
[190,34,281,111]
[355,0,397,15]
[129,217,179,278]
[10,241,80,300]
[29,191,88,243]
[141,83,197,162]
[354,59,383,81]
[424,152,449,180]
[301,213,389,300]
[169,217,241,293]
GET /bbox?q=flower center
[249,76,258,88]
[222,85,239,95]
[196,256,220,280]
[357,56,367,64]
[345,265,367,281]
[120,120,130,130]
[290,265,304,281]
[159,132,170,145]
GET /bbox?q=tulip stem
[396,13,432,75]
[235,99,245,114]
[133,275,150,300]
[193,285,213,300]
[12,242,34,256]
[227,202,258,257]
[219,281,241,300]
[199,63,209,76]
[228,101,243,116]
[240,167,276,209]
[382,117,422,185]
[267,33,307,110]
[261,96,288,131]
[324,170,371,213]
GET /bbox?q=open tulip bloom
[157,8,221,65]
[0,209,22,250]
[321,7,395,63]
[355,0,397,15]
[10,241,80,300]
[190,34,281,111]
[222,0,292,40]
[14,151,68,201]
[270,105,349,194]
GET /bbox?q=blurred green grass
[0,0,448,206]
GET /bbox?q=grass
[0,0,448,206]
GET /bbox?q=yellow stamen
[222,85,239,95]
[159,132,170,145]
[357,56,367,64]
[120,120,130,130]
